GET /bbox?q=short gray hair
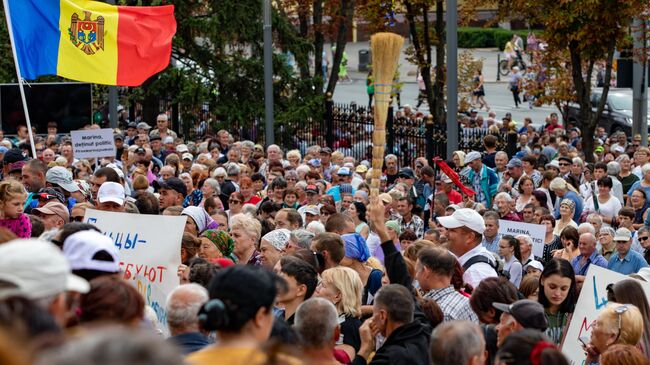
[638,226,650,236]
[515,235,533,248]
[577,222,596,236]
[39,326,184,365]
[495,151,508,159]
[165,284,209,332]
[290,229,315,249]
[385,154,397,163]
[295,298,339,348]
[494,192,513,202]
[307,221,325,235]
[203,178,221,195]
[607,161,620,176]
[430,321,485,365]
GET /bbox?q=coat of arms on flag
[68,11,105,55]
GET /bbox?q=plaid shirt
[399,214,425,239]
[423,285,478,322]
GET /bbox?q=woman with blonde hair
[584,303,644,365]
[230,213,263,265]
[315,266,363,356]
[286,150,302,168]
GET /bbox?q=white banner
[562,265,650,364]
[71,128,116,159]
[498,220,546,258]
[83,209,186,335]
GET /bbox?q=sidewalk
[340,41,505,83]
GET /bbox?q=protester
[538,259,577,344]
[187,266,280,364]
[605,279,650,357]
[494,329,569,365]
[493,299,548,346]
[165,283,210,354]
[584,303,644,365]
[294,298,343,365]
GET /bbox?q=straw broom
[370,32,403,197]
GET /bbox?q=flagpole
[3,0,38,158]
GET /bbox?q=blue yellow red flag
[5,0,176,86]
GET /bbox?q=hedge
[457,27,540,50]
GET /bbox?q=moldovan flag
[5,0,176,86]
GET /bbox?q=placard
[71,128,116,159]
[498,220,546,258]
[562,265,650,364]
[84,209,186,335]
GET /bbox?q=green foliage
[457,27,539,50]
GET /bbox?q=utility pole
[107,0,118,129]
[446,0,458,158]
[263,0,275,145]
[632,18,648,146]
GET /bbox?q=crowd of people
[0,112,649,365]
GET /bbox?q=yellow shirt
[187,347,266,365]
[187,346,303,365]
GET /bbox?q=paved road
[331,78,558,128]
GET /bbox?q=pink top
[0,213,32,238]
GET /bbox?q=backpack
[462,255,511,280]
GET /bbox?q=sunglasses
[559,163,570,166]
[71,216,84,222]
[229,200,241,204]
[639,236,649,241]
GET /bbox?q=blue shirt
[554,191,583,223]
[481,233,502,254]
[571,250,608,276]
[627,181,650,201]
[607,250,649,275]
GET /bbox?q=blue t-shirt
[627,181,650,201]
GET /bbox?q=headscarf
[183,189,203,208]
[261,229,291,252]
[201,229,237,263]
[74,179,92,201]
[560,198,576,212]
[453,150,466,167]
[182,206,218,234]
[342,233,370,262]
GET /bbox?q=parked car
[566,88,650,136]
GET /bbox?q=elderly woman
[631,188,650,229]
[181,206,219,236]
[199,229,238,263]
[230,213,263,265]
[616,154,639,195]
[286,150,302,169]
[314,266,363,357]
[584,303,644,365]
[553,199,578,236]
[259,229,291,269]
[200,178,220,207]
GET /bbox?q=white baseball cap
[97,182,125,205]
[441,174,452,184]
[464,151,482,164]
[176,144,189,153]
[0,239,90,300]
[437,208,486,234]
[63,230,120,273]
[182,153,194,161]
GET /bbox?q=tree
[471,0,650,162]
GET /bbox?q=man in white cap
[465,151,498,209]
[95,182,126,213]
[437,208,497,288]
[0,239,90,325]
[63,230,121,281]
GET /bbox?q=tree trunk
[297,2,311,79]
[325,0,354,96]
[570,39,615,162]
[404,0,434,112]
[313,0,324,94]
[433,0,446,125]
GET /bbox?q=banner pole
[3,0,38,158]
